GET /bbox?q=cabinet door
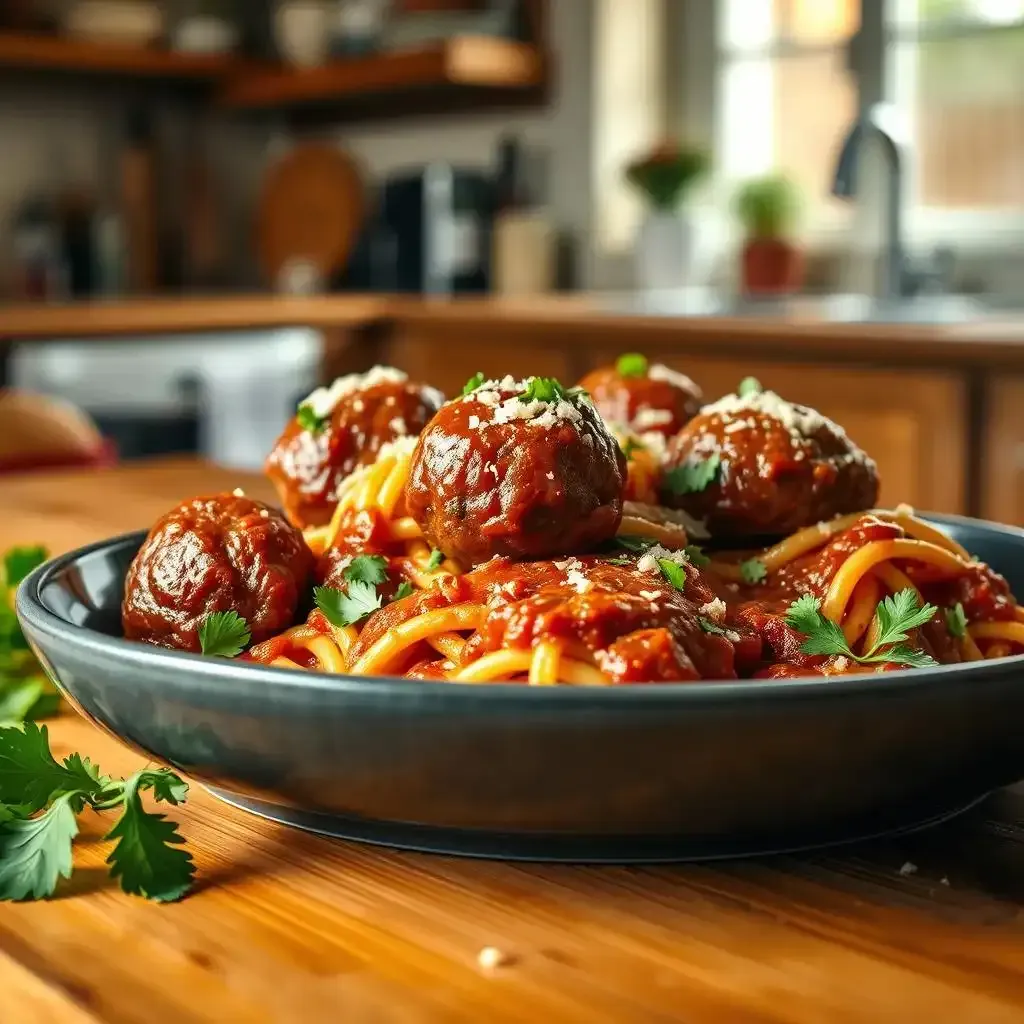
[584,352,969,515]
[981,376,1024,526]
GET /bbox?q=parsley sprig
[296,403,328,434]
[616,353,648,378]
[0,546,60,726]
[945,602,967,639]
[0,723,194,902]
[739,558,767,585]
[462,372,485,396]
[784,589,939,669]
[198,611,251,658]
[518,376,587,405]
[663,454,721,495]
[314,554,404,628]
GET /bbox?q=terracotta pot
[741,237,804,296]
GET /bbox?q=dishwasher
[9,328,322,471]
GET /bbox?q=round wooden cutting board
[257,142,365,288]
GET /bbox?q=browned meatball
[265,367,444,529]
[578,354,702,437]
[122,492,313,652]
[404,375,626,567]
[659,389,878,539]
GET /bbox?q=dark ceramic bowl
[16,514,1024,862]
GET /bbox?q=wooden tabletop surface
[3,458,1024,1024]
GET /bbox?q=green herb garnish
[426,549,445,571]
[314,583,382,628]
[784,590,938,669]
[738,376,762,397]
[604,557,632,567]
[344,554,389,586]
[621,437,642,460]
[462,372,485,396]
[394,582,415,601]
[657,559,687,592]
[739,558,767,585]
[0,722,193,903]
[198,611,251,658]
[663,454,721,495]
[945,602,967,640]
[698,617,729,637]
[615,536,657,554]
[517,376,587,405]
[684,545,710,568]
[616,353,648,378]
[296,403,327,434]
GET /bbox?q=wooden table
[3,459,1024,1024]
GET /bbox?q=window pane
[896,27,1024,206]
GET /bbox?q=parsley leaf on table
[462,372,485,396]
[296,404,327,434]
[198,611,251,659]
[663,454,721,495]
[616,353,648,378]
[784,589,939,670]
[0,791,79,902]
[105,770,195,903]
[344,555,389,586]
[2,546,48,588]
[426,549,445,571]
[314,583,382,628]
[739,558,767,585]
[945,602,968,639]
[657,559,687,592]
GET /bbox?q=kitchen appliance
[380,163,493,294]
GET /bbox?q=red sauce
[577,364,702,436]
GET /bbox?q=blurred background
[0,0,1021,519]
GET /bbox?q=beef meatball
[123,492,313,652]
[404,375,626,567]
[660,389,878,539]
[265,366,444,529]
[578,354,702,437]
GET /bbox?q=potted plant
[626,142,708,292]
[734,174,803,296]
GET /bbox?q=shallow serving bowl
[16,514,1024,862]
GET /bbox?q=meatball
[404,375,626,567]
[660,389,878,539]
[123,492,313,653]
[265,366,444,529]
[578,354,702,437]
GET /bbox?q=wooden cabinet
[981,375,1024,526]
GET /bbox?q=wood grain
[2,459,1024,1022]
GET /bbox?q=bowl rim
[16,512,1024,708]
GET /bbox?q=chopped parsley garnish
[426,549,445,571]
[198,611,250,658]
[620,437,642,460]
[945,602,967,639]
[663,454,721,495]
[344,554,389,586]
[684,545,710,568]
[615,535,657,553]
[739,558,767,585]
[657,559,687,592]
[296,403,327,434]
[314,583,382,628]
[737,376,762,397]
[394,582,415,601]
[517,376,587,405]
[698,617,729,637]
[603,557,632,566]
[0,722,194,902]
[784,589,938,669]
[616,353,648,378]
[462,372,485,396]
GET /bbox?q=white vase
[634,210,694,293]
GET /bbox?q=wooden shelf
[218,36,548,118]
[0,30,243,81]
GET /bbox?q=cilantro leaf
[393,582,414,601]
[0,723,109,813]
[0,679,46,726]
[105,770,194,903]
[884,644,940,669]
[462,372,485,396]
[344,555,389,586]
[663,454,721,495]
[874,589,937,648]
[0,791,79,901]
[518,376,566,403]
[198,611,250,659]
[3,546,48,588]
[616,353,648,378]
[657,559,686,592]
[698,616,729,637]
[737,376,762,398]
[604,557,631,566]
[740,558,767,585]
[296,404,327,434]
[684,545,710,568]
[615,536,657,553]
[314,583,382,628]
[945,602,968,639]
[426,549,444,571]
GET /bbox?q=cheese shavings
[648,364,699,392]
[636,545,690,576]
[465,376,587,431]
[300,366,408,420]
[699,598,727,623]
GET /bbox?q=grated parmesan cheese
[376,435,419,461]
[232,487,245,497]
[648,364,699,392]
[638,589,661,602]
[553,557,583,572]
[832,655,850,672]
[631,407,673,431]
[465,376,587,432]
[565,569,592,594]
[702,390,840,444]
[259,509,269,519]
[468,415,481,429]
[637,544,690,576]
[545,471,555,480]
[301,366,408,419]
[389,417,408,435]
[699,598,727,623]
[899,861,918,877]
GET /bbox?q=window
[714,0,1024,243]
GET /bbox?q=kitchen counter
[4,457,1024,1023]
